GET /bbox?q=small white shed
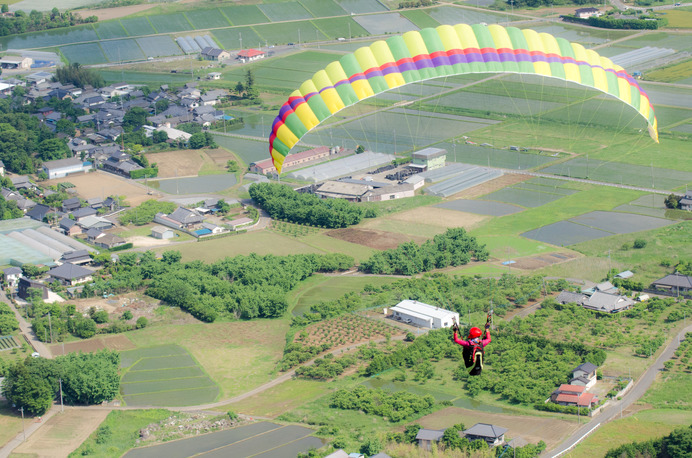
[389,300,459,329]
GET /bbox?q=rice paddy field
[120,344,219,407]
[258,1,314,22]
[185,8,233,29]
[299,0,348,18]
[353,13,418,35]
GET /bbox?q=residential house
[151,226,175,239]
[93,233,126,249]
[208,72,222,80]
[3,267,22,288]
[61,197,82,213]
[362,183,415,202]
[168,207,204,229]
[102,196,119,212]
[462,423,508,447]
[60,250,91,265]
[71,206,98,221]
[59,217,82,236]
[47,263,94,286]
[101,152,144,177]
[415,429,445,451]
[26,204,52,222]
[14,197,36,213]
[201,47,231,61]
[87,197,103,209]
[615,270,634,279]
[85,228,104,242]
[237,49,265,62]
[575,7,601,18]
[680,191,692,211]
[571,362,598,389]
[551,384,598,408]
[582,281,618,296]
[26,71,53,85]
[650,273,692,294]
[201,222,224,234]
[43,157,92,179]
[556,290,587,305]
[156,126,192,142]
[18,277,49,300]
[582,291,635,313]
[10,176,37,191]
[315,181,371,202]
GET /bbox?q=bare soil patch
[50,334,135,356]
[448,174,530,199]
[127,235,178,247]
[386,206,489,230]
[46,171,156,207]
[147,149,205,178]
[325,228,426,250]
[418,406,578,450]
[510,252,580,270]
[73,4,157,21]
[12,407,110,458]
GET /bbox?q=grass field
[0,402,23,449]
[661,9,692,28]
[647,60,692,83]
[120,16,156,36]
[290,274,398,316]
[568,409,692,457]
[93,20,129,40]
[254,21,325,46]
[184,9,232,29]
[70,410,172,458]
[126,320,288,400]
[311,17,369,39]
[221,378,331,417]
[211,26,263,51]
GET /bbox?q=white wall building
[389,300,459,329]
[42,157,91,179]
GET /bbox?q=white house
[42,157,92,179]
[389,300,458,329]
[575,7,601,18]
[571,362,598,389]
[3,267,22,288]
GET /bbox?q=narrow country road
[548,324,692,457]
[0,290,52,358]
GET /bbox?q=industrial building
[410,147,446,172]
[388,300,458,329]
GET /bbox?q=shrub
[136,317,148,329]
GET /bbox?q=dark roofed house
[60,250,91,265]
[18,277,49,300]
[26,204,52,222]
[415,429,445,451]
[651,274,692,294]
[62,197,82,212]
[85,227,104,242]
[71,206,97,221]
[93,233,126,250]
[168,207,204,228]
[59,217,82,236]
[462,423,508,447]
[572,362,598,389]
[582,291,634,314]
[201,47,231,61]
[102,152,143,178]
[680,191,692,211]
[48,263,94,285]
[556,291,587,305]
[87,197,103,209]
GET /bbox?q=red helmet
[469,327,482,339]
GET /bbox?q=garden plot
[148,13,194,33]
[184,9,232,29]
[124,423,320,458]
[259,2,314,21]
[221,5,270,25]
[482,187,570,208]
[337,0,388,14]
[541,157,692,190]
[61,43,108,65]
[120,16,156,36]
[101,39,145,63]
[136,36,183,58]
[0,335,20,351]
[120,344,219,407]
[436,199,523,216]
[299,0,347,17]
[94,20,129,40]
[354,13,418,35]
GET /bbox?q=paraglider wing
[269,23,658,174]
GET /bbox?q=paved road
[548,324,692,457]
[0,290,51,358]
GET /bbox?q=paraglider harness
[453,311,492,376]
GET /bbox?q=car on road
[31,352,39,358]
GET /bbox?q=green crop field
[401,9,441,29]
[100,39,145,63]
[0,24,98,50]
[184,9,232,30]
[148,13,194,33]
[94,21,129,40]
[661,9,692,28]
[120,344,218,406]
[259,1,314,22]
[221,5,270,26]
[482,187,569,208]
[440,142,558,170]
[291,275,398,316]
[60,43,108,65]
[136,36,183,58]
[619,32,692,53]
[299,0,347,18]
[312,17,369,39]
[120,17,156,36]
[212,135,270,165]
[254,21,325,46]
[212,26,263,50]
[647,60,692,83]
[222,378,330,417]
[337,0,388,14]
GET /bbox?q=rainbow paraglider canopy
[269,23,658,174]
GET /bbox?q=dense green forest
[359,228,490,275]
[249,182,369,228]
[1,350,119,415]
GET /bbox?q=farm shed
[228,217,253,230]
[42,157,92,179]
[151,226,175,239]
[462,423,508,447]
[18,277,49,300]
[389,300,458,329]
[411,147,446,172]
[415,429,445,451]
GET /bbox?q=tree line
[81,250,354,323]
[359,228,490,275]
[0,301,19,334]
[330,385,435,422]
[1,350,119,416]
[0,7,97,37]
[249,182,369,228]
[605,424,692,458]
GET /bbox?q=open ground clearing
[326,227,428,250]
[223,379,332,418]
[0,403,23,452]
[45,171,156,207]
[145,149,231,178]
[49,334,135,358]
[417,406,578,450]
[10,408,110,458]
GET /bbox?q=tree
[123,107,148,131]
[54,63,104,89]
[121,310,133,320]
[37,138,69,161]
[155,98,169,113]
[136,316,148,329]
[189,132,206,149]
[152,129,168,144]
[58,350,119,405]
[355,145,365,154]
[2,359,54,416]
[1,4,8,13]
[55,118,75,136]
[226,160,238,172]
[360,437,382,456]
[633,238,647,249]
